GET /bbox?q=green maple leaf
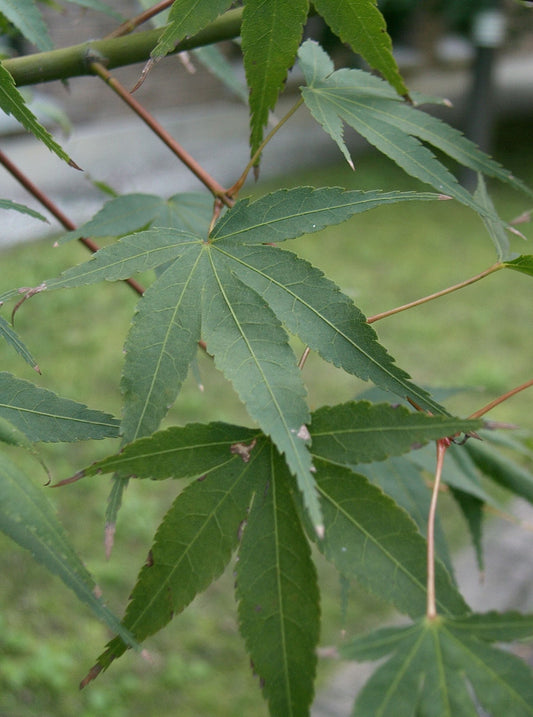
[342,613,533,716]
[10,186,452,529]
[74,403,474,699]
[504,254,533,278]
[298,40,530,225]
[0,452,137,651]
[241,0,309,158]
[0,317,39,371]
[313,0,408,97]
[0,64,75,166]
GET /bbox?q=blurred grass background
[0,117,532,716]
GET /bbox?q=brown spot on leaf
[230,438,257,462]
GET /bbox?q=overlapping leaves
[72,401,476,704]
[341,613,533,716]
[298,40,531,225]
[13,186,453,529]
[150,0,406,157]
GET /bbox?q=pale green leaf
[242,0,309,157]
[69,421,261,481]
[474,174,513,260]
[193,45,248,104]
[0,64,74,165]
[236,448,319,717]
[298,41,528,216]
[121,247,203,442]
[312,459,468,618]
[342,617,533,717]
[223,243,445,414]
[0,198,47,221]
[0,0,53,50]
[202,252,321,528]
[152,0,234,58]
[93,439,268,673]
[58,192,212,244]
[313,0,408,97]
[309,401,479,464]
[0,372,119,442]
[504,254,533,278]
[0,453,137,650]
[210,186,446,245]
[0,317,39,370]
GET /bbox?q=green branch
[2,7,243,87]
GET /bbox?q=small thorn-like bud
[442,98,453,108]
[68,159,83,171]
[438,194,452,200]
[315,523,325,540]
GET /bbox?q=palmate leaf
[235,447,320,717]
[313,0,408,97]
[298,41,529,219]
[89,435,269,676]
[466,440,533,504]
[0,372,119,442]
[342,614,533,717]
[0,64,74,166]
[0,453,137,651]
[10,187,454,526]
[241,0,309,158]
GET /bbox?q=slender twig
[89,61,234,207]
[427,438,449,620]
[105,0,175,39]
[227,97,305,197]
[366,263,503,324]
[0,149,145,296]
[469,378,533,420]
[297,346,311,370]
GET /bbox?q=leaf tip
[438,194,453,201]
[315,523,325,540]
[80,663,102,689]
[68,159,83,172]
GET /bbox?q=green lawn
[1,117,532,716]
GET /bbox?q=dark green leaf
[0,317,39,370]
[0,372,119,442]
[210,186,446,245]
[342,617,533,717]
[120,247,203,442]
[0,64,74,166]
[224,244,446,414]
[504,254,533,277]
[0,453,137,650]
[93,438,268,672]
[152,0,234,58]
[313,0,408,97]
[242,0,309,157]
[74,421,260,481]
[312,459,468,617]
[202,252,320,529]
[309,401,479,464]
[236,448,319,717]
[358,456,454,577]
[466,440,533,504]
[0,198,47,221]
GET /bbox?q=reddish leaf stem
[366,263,502,324]
[469,378,533,420]
[89,62,234,207]
[105,0,175,39]
[0,149,145,296]
[427,438,449,620]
